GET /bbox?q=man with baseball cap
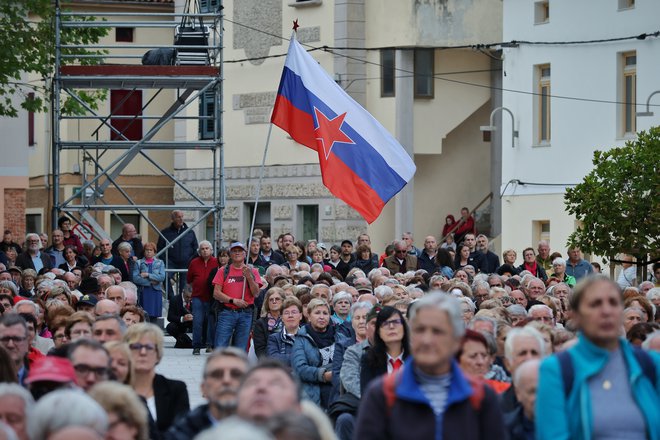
[212,242,263,350]
[25,356,78,400]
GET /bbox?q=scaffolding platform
[52,2,225,269]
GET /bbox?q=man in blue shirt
[566,247,593,281]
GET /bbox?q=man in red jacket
[187,240,218,355]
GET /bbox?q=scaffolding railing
[52,1,224,295]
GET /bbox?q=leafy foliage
[565,127,660,263]
[0,0,108,117]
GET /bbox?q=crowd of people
[0,208,656,439]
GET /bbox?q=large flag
[271,38,416,224]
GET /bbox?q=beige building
[180,0,502,252]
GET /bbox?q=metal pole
[241,123,274,300]
[52,1,62,230]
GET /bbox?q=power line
[223,17,660,107]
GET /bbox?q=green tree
[0,0,107,117]
[565,127,660,283]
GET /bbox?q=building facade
[499,0,660,258]
[179,0,502,252]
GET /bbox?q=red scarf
[524,261,538,275]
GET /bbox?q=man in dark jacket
[165,348,248,440]
[476,234,500,274]
[157,210,198,299]
[15,233,52,273]
[417,235,439,274]
[111,223,143,259]
[505,359,540,440]
[355,292,506,440]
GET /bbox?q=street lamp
[637,90,660,117]
[480,106,519,148]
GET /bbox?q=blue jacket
[157,223,198,268]
[133,257,166,292]
[267,328,296,367]
[536,334,660,440]
[291,325,330,405]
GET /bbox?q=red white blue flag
[271,38,416,223]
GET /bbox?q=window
[26,214,42,234]
[246,203,271,238]
[621,52,636,135]
[414,49,434,98]
[110,214,141,241]
[533,220,551,245]
[298,205,318,242]
[534,1,549,24]
[381,49,395,97]
[538,64,551,143]
[199,90,215,140]
[27,92,35,146]
[110,90,142,141]
[115,28,134,42]
[618,0,634,10]
[199,0,221,12]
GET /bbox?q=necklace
[602,380,612,390]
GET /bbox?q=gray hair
[506,304,527,317]
[623,307,645,319]
[310,284,331,299]
[527,304,553,318]
[457,296,476,312]
[0,281,18,297]
[641,330,660,350]
[647,287,660,303]
[373,285,393,300]
[117,242,133,253]
[468,316,498,335]
[205,347,250,377]
[504,326,547,362]
[0,383,34,417]
[513,359,541,389]
[27,390,108,440]
[195,417,271,440]
[25,233,40,244]
[13,300,40,317]
[350,301,373,316]
[332,291,352,305]
[94,314,128,335]
[471,280,489,293]
[408,292,465,339]
[552,257,566,267]
[198,240,213,253]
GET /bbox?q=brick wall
[4,189,26,239]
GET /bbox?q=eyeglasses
[395,250,407,254]
[0,336,26,344]
[282,310,300,317]
[380,318,403,328]
[269,297,283,303]
[73,364,109,378]
[129,343,156,352]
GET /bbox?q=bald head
[94,299,120,317]
[356,294,377,305]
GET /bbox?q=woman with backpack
[536,275,660,440]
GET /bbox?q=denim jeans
[215,308,253,350]
[191,298,210,349]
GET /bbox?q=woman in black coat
[360,306,410,395]
[253,287,284,358]
[126,323,190,436]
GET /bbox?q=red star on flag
[313,108,355,160]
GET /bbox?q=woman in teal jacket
[536,275,660,440]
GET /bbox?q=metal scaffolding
[52,1,224,267]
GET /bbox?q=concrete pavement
[156,336,207,409]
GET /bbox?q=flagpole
[241,122,274,300]
[241,25,297,301]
